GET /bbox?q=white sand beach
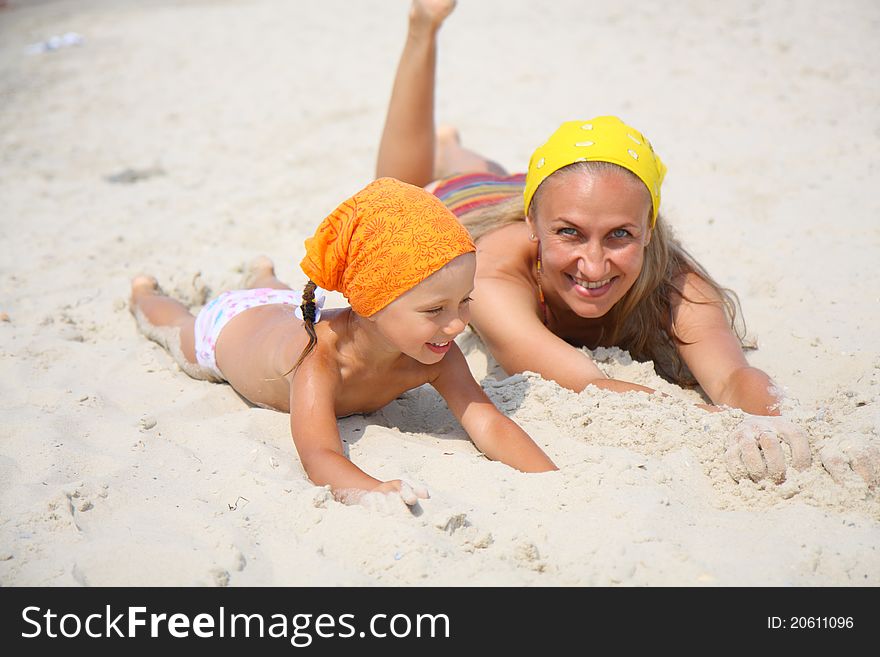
[1,0,878,586]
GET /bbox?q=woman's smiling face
[527,166,653,319]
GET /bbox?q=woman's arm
[671,273,779,414]
[473,270,808,482]
[430,344,557,472]
[671,273,811,481]
[470,274,655,394]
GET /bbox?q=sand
[1,0,878,587]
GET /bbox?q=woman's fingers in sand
[725,431,766,481]
[819,436,880,488]
[725,416,811,484]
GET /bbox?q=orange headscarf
[301,177,476,317]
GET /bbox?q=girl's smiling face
[527,168,653,319]
[369,253,476,364]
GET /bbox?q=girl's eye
[460,297,473,305]
[610,228,631,239]
[424,307,443,315]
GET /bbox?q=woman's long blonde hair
[457,161,745,387]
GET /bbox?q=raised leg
[375,0,456,187]
[377,1,509,186]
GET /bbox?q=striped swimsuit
[430,172,526,218]
[430,172,550,324]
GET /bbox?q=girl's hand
[358,480,430,514]
[725,416,811,483]
[371,479,431,506]
[334,480,430,511]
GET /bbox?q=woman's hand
[725,416,811,483]
[819,435,880,488]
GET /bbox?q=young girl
[131,177,557,506]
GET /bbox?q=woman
[374,0,816,484]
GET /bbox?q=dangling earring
[535,240,548,326]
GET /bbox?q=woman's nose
[577,241,609,279]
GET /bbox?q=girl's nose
[444,314,466,337]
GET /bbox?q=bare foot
[130,274,160,307]
[436,123,461,147]
[434,123,509,178]
[241,255,276,289]
[409,0,456,34]
[434,124,463,178]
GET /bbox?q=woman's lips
[426,341,451,354]
[568,273,614,298]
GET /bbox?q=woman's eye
[424,307,443,315]
[558,227,578,237]
[610,228,631,238]
[460,297,473,305]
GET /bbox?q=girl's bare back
[215,305,439,416]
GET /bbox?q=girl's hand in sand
[371,479,431,506]
[725,416,811,483]
[819,435,880,488]
[334,480,430,512]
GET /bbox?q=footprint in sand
[513,540,546,573]
[53,481,108,531]
[422,501,494,553]
[204,544,247,586]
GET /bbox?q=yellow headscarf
[301,177,476,317]
[524,116,667,226]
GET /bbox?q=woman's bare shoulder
[671,270,724,305]
[475,222,535,284]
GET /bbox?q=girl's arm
[430,344,557,473]
[289,354,426,505]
